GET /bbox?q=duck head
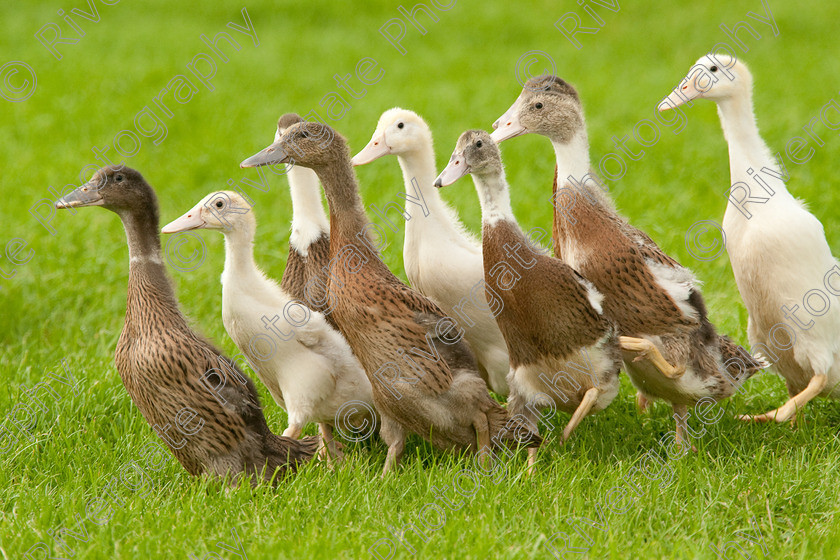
[241,121,344,170]
[491,76,584,144]
[55,166,156,216]
[659,54,752,110]
[161,191,254,235]
[351,108,433,165]
[435,130,502,187]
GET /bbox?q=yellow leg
[738,374,827,423]
[527,447,538,476]
[620,336,685,379]
[562,387,600,442]
[636,391,651,413]
[282,423,303,439]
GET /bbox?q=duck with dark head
[56,165,319,486]
[241,123,541,476]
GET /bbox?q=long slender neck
[222,224,260,284]
[716,92,783,187]
[288,165,329,254]
[314,160,372,247]
[551,130,592,185]
[472,170,516,228]
[396,146,466,243]
[120,209,184,328]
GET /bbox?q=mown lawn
[1,0,839,558]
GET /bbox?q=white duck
[661,54,840,421]
[162,190,376,458]
[352,108,510,395]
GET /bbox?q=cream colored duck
[162,191,375,459]
[661,55,840,422]
[240,122,541,475]
[436,130,622,468]
[491,76,766,445]
[351,108,510,395]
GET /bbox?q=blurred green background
[1,0,839,558]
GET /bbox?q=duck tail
[719,335,770,382]
[487,402,542,449]
[263,434,320,479]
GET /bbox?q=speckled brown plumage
[267,123,540,470]
[279,231,336,327]
[60,166,317,486]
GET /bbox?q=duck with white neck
[490,75,766,446]
[436,129,622,468]
[352,108,510,396]
[661,54,840,422]
[162,190,376,461]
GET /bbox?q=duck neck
[396,147,458,239]
[472,170,516,228]
[288,165,329,254]
[222,225,259,284]
[119,208,184,327]
[716,93,784,189]
[551,130,592,186]
[314,160,373,250]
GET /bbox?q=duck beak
[490,97,527,143]
[161,205,206,234]
[658,75,703,111]
[351,133,390,166]
[434,151,469,188]
[55,181,104,209]
[240,141,291,168]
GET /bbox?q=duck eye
[215,200,224,208]
[710,65,718,72]
[115,174,124,182]
[476,140,483,148]
[300,130,309,139]
[397,122,404,129]
[535,102,544,109]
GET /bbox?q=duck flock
[55,53,840,485]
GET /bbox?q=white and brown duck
[436,129,622,468]
[240,123,541,475]
[352,108,510,395]
[491,76,766,445]
[56,166,318,485]
[161,190,375,462]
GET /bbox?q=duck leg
[283,423,303,439]
[737,374,827,423]
[380,414,406,477]
[473,412,491,470]
[562,387,600,442]
[620,336,685,379]
[636,391,651,413]
[672,404,697,453]
[318,423,343,464]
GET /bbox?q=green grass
[2,0,840,558]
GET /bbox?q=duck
[269,113,335,323]
[351,108,510,395]
[490,76,766,445]
[435,129,622,468]
[55,166,318,486]
[239,122,541,475]
[660,54,840,422]
[161,190,375,461]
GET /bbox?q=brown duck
[241,123,541,475]
[491,76,766,445]
[436,129,622,469]
[56,166,318,485]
